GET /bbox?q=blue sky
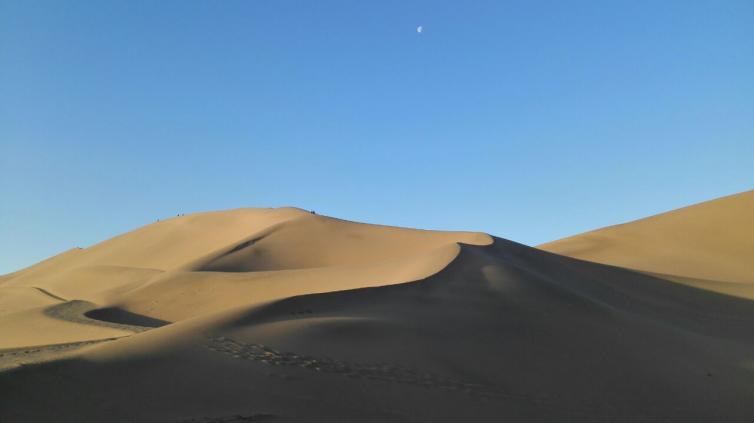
[1,0,753,274]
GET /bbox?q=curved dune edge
[79,240,482,361]
[5,237,754,422]
[0,208,492,354]
[3,198,754,422]
[108,243,468,322]
[2,238,487,361]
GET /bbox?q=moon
[417,25,423,34]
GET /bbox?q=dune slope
[0,208,489,326]
[2,201,754,422]
[538,190,754,298]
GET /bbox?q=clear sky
[1,0,753,274]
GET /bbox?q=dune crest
[0,208,491,343]
[2,197,754,422]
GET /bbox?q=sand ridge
[1,195,754,422]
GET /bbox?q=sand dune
[539,190,754,298]
[2,197,754,422]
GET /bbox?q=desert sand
[1,196,753,422]
[539,190,754,299]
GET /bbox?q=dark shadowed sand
[2,193,753,422]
